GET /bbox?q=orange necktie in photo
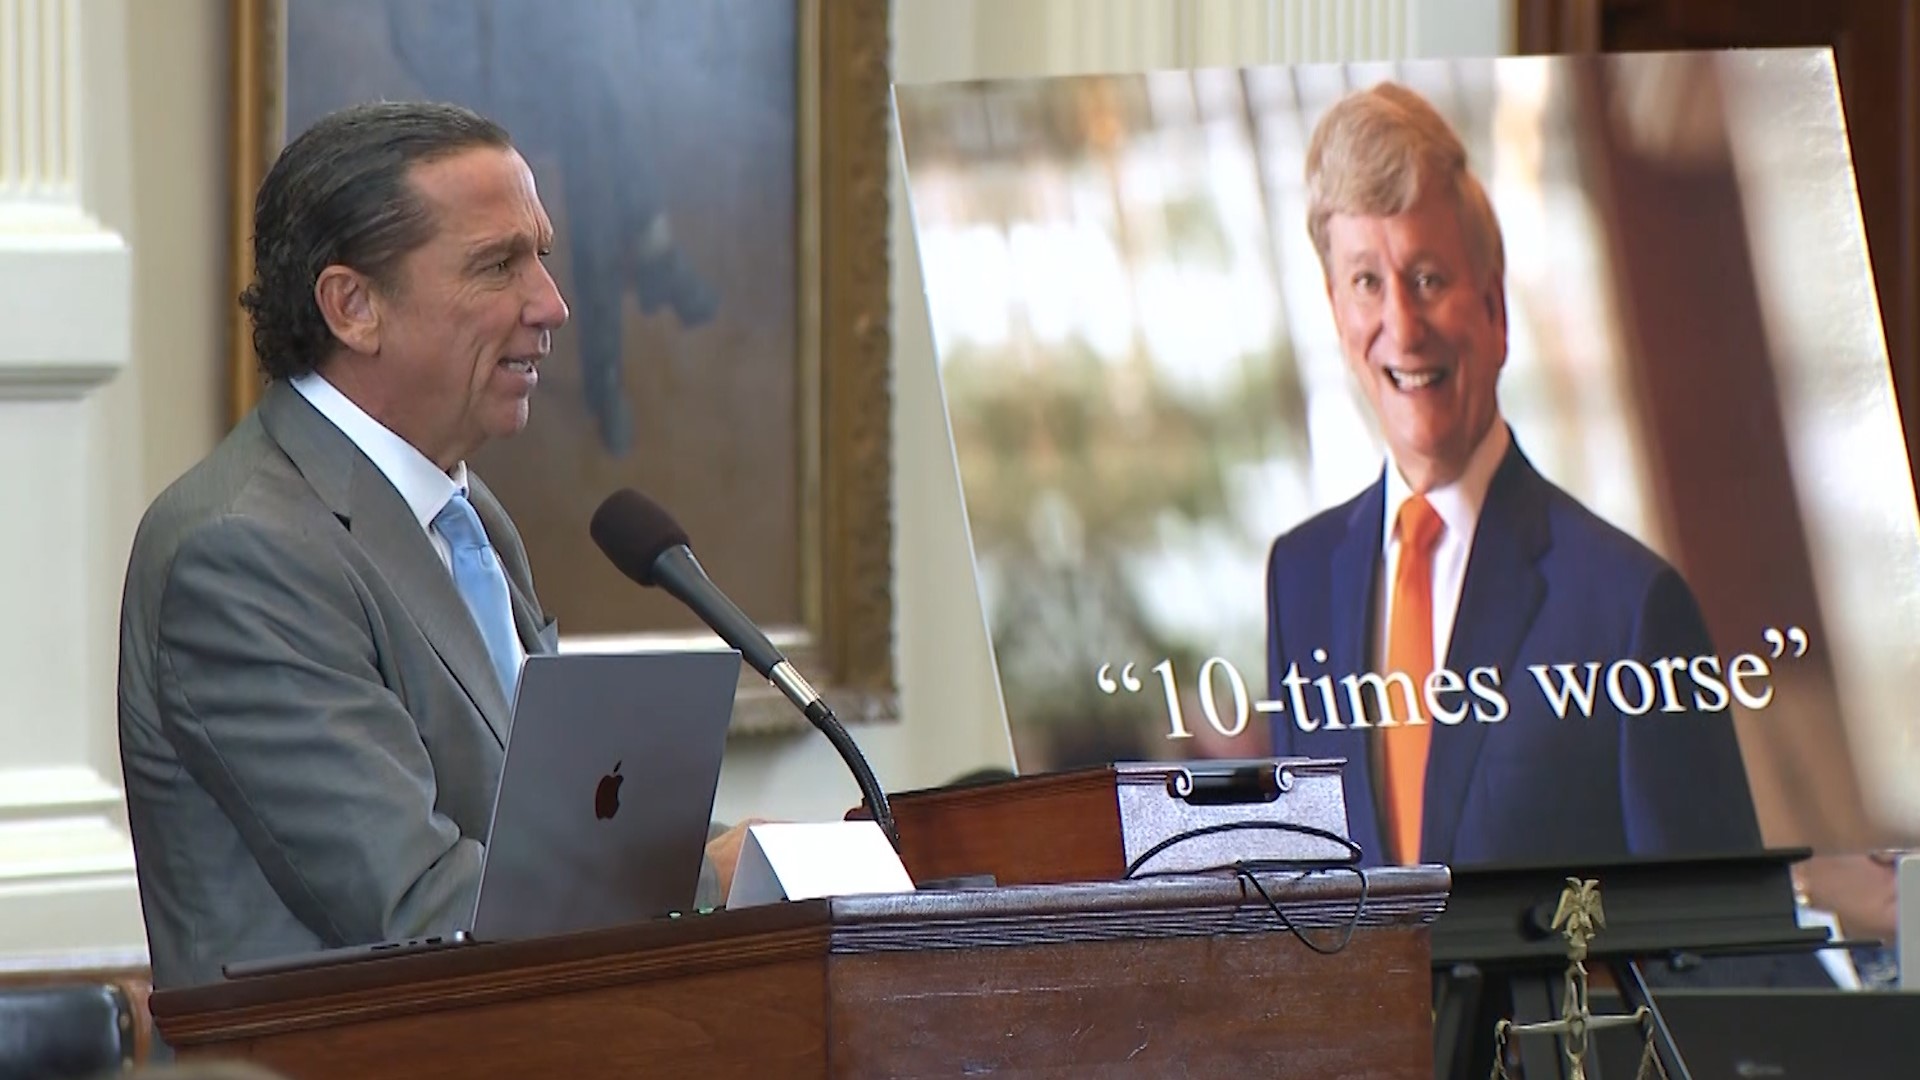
[1383,496,1444,865]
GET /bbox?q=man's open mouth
[500,357,538,374]
[1386,367,1447,391]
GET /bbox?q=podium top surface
[150,866,1450,1046]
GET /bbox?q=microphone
[589,488,900,850]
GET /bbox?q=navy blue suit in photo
[1265,438,1763,868]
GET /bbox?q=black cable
[1124,818,1362,877]
[1123,819,1370,956]
[1235,862,1370,956]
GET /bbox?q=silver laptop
[221,648,741,979]
[468,647,741,942]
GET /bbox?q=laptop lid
[469,648,741,942]
[1592,988,1919,1078]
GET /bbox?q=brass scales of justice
[1490,879,1669,1080]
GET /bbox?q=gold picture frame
[226,0,897,733]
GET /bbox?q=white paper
[726,821,916,909]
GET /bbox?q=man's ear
[1484,274,1509,349]
[314,265,381,357]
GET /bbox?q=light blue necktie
[433,491,521,701]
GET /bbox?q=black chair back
[0,983,134,1080]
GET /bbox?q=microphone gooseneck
[589,489,901,850]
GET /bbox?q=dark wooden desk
[152,868,1449,1078]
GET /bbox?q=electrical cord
[1124,819,1370,956]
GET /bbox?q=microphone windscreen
[589,489,691,587]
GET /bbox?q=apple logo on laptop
[595,761,624,820]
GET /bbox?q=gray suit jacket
[117,381,558,989]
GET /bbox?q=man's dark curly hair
[239,101,512,381]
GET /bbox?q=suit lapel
[1329,475,1387,863]
[504,574,550,656]
[468,480,555,657]
[348,464,514,746]
[259,383,514,748]
[1421,442,1548,863]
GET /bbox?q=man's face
[353,146,570,470]
[1324,187,1506,492]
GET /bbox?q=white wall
[0,0,1510,963]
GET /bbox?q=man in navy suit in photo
[1265,82,1761,869]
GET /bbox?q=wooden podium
[152,763,1450,1078]
[879,759,1357,887]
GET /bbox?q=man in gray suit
[117,102,746,990]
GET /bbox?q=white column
[0,0,138,963]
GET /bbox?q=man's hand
[704,818,770,902]
[1799,852,1901,942]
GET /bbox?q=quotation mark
[1096,663,1144,694]
[1098,659,1257,739]
[1762,626,1809,659]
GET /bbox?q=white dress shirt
[1372,419,1513,673]
[290,372,525,671]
